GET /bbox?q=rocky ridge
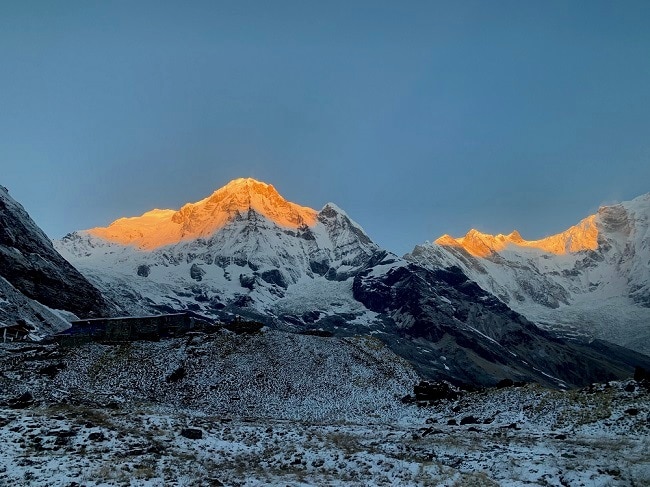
[0,185,111,335]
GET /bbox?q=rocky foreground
[1,332,648,486]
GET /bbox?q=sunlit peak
[86,178,318,250]
[436,215,599,257]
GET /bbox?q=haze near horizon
[2,1,649,255]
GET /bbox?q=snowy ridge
[409,193,650,355]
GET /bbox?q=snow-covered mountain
[408,194,650,355]
[56,178,378,316]
[55,179,650,386]
[0,185,111,336]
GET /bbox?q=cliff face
[0,185,110,326]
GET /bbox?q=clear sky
[2,1,649,255]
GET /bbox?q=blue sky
[2,1,649,254]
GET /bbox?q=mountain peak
[217,177,276,195]
[86,178,318,249]
[436,215,599,257]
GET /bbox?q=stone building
[55,313,214,345]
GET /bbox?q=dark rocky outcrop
[352,253,650,388]
[180,428,203,440]
[0,185,110,319]
[634,366,650,382]
[190,263,206,281]
[413,381,459,402]
[7,391,34,409]
[460,415,480,425]
[137,264,151,277]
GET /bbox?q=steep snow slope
[0,185,110,335]
[408,194,650,355]
[56,179,649,386]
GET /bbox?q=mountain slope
[55,179,650,386]
[408,194,650,355]
[0,185,111,335]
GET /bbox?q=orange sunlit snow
[435,215,599,257]
[87,178,318,250]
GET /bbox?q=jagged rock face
[407,194,650,356]
[0,185,110,329]
[352,253,650,387]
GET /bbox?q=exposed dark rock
[624,383,636,393]
[624,408,639,416]
[137,264,150,277]
[49,429,76,438]
[0,185,111,319]
[8,392,33,409]
[190,264,206,282]
[239,274,256,291]
[301,311,321,323]
[401,394,416,404]
[126,448,147,456]
[260,269,287,289]
[496,379,514,389]
[180,428,203,440]
[38,362,66,379]
[88,432,106,442]
[634,366,650,382]
[460,415,480,425]
[419,427,443,436]
[309,260,329,276]
[413,381,459,402]
[447,419,457,426]
[166,366,186,383]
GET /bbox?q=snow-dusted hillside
[2,334,648,486]
[0,185,110,336]
[408,194,650,355]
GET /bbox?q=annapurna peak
[86,178,319,249]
